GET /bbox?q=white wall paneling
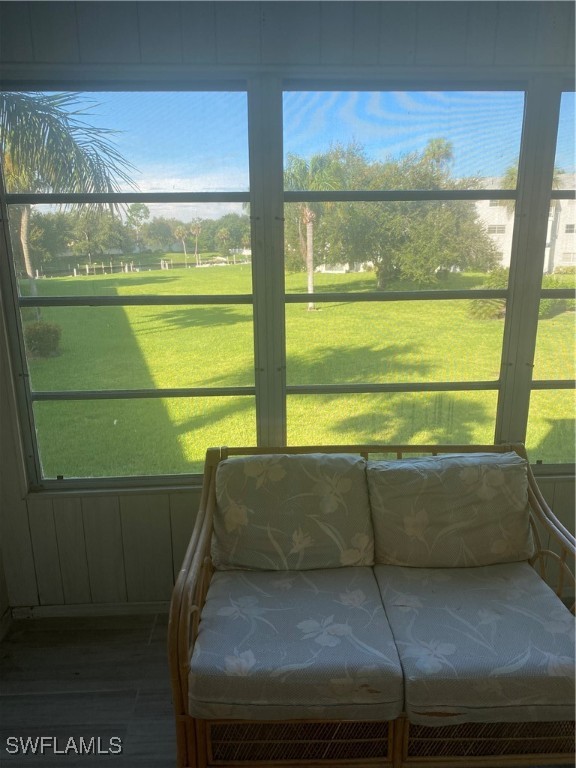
[180,3,217,65]
[29,2,80,63]
[0,548,10,638]
[76,2,140,64]
[216,2,261,64]
[415,2,468,66]
[0,2,573,71]
[54,497,92,605]
[319,3,355,66]
[27,497,64,606]
[261,2,321,65]
[82,496,128,605]
[120,494,174,603]
[137,2,184,65]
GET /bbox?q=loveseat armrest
[168,448,219,764]
[524,456,576,611]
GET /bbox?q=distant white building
[477,174,575,272]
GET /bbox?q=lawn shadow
[21,273,184,296]
[31,298,199,480]
[174,395,256,450]
[288,342,431,385]
[330,391,492,445]
[136,305,252,336]
[530,418,575,465]
[292,276,377,293]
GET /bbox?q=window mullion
[248,76,286,446]
[496,78,563,445]
[0,170,41,487]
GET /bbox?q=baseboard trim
[0,606,12,640]
[11,601,170,619]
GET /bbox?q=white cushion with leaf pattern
[367,452,533,567]
[212,453,374,570]
[374,562,575,725]
[189,566,403,720]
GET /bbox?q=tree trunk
[20,204,34,278]
[305,208,315,311]
[376,258,398,290]
[20,204,40,316]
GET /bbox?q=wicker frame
[168,443,576,768]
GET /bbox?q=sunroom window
[282,88,523,447]
[0,80,574,487]
[1,89,254,480]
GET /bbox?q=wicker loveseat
[168,444,575,768]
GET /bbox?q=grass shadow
[288,342,431,385]
[136,306,252,336]
[530,417,575,465]
[331,392,493,445]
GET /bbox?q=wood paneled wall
[22,489,199,612]
[0,549,10,637]
[0,1,574,613]
[0,1,574,70]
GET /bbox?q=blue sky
[79,91,250,194]
[41,89,576,218]
[556,91,575,174]
[283,90,529,179]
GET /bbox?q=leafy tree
[25,210,72,273]
[69,210,129,262]
[216,213,250,249]
[0,92,135,278]
[287,139,498,290]
[126,203,150,252]
[141,217,177,252]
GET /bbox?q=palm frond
[0,91,138,200]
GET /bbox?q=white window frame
[0,73,574,489]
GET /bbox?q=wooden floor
[0,613,175,767]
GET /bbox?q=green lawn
[22,265,575,478]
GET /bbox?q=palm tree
[216,227,231,263]
[190,218,202,266]
[174,225,189,263]
[0,92,135,278]
[284,152,341,310]
[500,162,562,215]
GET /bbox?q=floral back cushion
[212,453,374,570]
[367,452,534,567]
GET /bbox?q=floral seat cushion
[189,566,404,720]
[212,453,374,570]
[374,562,575,725]
[367,452,533,567]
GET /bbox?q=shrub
[469,268,508,320]
[539,274,575,317]
[24,321,62,357]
